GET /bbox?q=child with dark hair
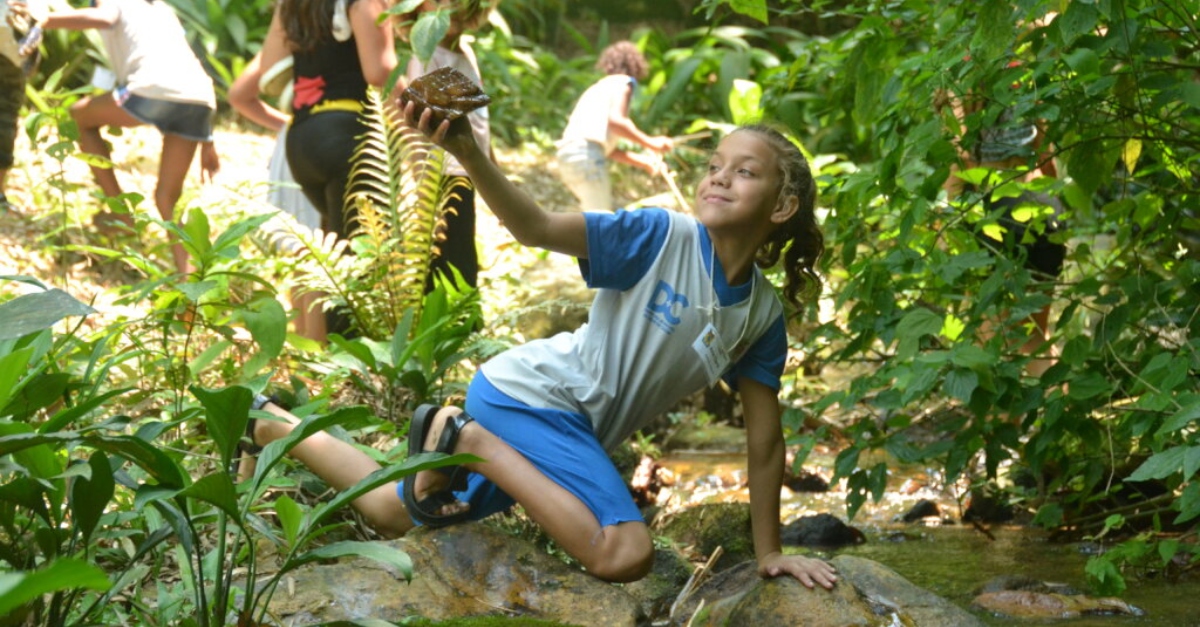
[238,97,838,587]
[556,40,673,211]
[257,0,396,335]
[266,0,396,241]
[30,0,219,273]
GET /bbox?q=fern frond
[337,86,471,340]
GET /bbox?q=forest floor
[0,119,684,335]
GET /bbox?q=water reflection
[657,453,1199,627]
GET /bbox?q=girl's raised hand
[400,99,477,158]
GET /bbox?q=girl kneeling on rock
[242,90,838,587]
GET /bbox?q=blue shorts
[116,87,214,142]
[398,372,644,527]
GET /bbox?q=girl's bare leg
[69,93,139,223]
[252,403,414,538]
[250,403,654,580]
[291,289,327,343]
[156,134,200,273]
[416,407,654,583]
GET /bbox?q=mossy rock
[663,423,745,454]
[655,503,754,570]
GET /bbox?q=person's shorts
[398,372,645,528]
[556,139,612,211]
[0,58,24,169]
[116,87,214,142]
[976,190,1066,279]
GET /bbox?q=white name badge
[692,322,730,386]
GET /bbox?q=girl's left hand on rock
[758,552,839,590]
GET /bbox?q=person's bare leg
[69,93,141,226]
[156,134,200,273]
[416,407,654,583]
[292,289,327,343]
[251,403,414,537]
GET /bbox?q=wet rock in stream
[781,513,867,548]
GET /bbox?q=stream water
[658,452,1199,627]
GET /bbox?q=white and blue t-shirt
[480,207,786,452]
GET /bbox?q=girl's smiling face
[695,131,786,234]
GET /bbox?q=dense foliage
[2,0,1198,622]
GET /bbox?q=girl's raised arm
[39,1,118,30]
[406,102,588,259]
[349,0,396,88]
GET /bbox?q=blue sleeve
[724,315,787,391]
[578,207,671,290]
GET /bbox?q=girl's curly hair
[596,41,649,81]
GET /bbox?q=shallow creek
[657,452,1199,627]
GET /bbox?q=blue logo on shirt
[645,280,689,334]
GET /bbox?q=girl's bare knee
[584,527,654,583]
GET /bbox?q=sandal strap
[434,411,475,458]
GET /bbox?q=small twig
[684,599,706,627]
[660,166,691,212]
[669,546,723,621]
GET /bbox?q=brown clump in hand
[401,67,491,120]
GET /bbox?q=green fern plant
[277,87,468,341]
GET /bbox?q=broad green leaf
[410,10,451,65]
[180,207,213,259]
[943,368,978,403]
[287,541,413,580]
[1127,447,1187,482]
[177,280,219,303]
[275,494,303,547]
[190,385,254,472]
[1065,372,1112,400]
[728,79,763,125]
[1057,1,1099,47]
[1175,483,1200,525]
[0,290,95,341]
[241,296,287,375]
[1085,556,1126,596]
[178,473,239,519]
[896,308,942,360]
[89,434,187,489]
[728,0,768,24]
[0,559,110,617]
[188,340,233,377]
[950,344,994,371]
[1064,48,1100,77]
[71,451,115,545]
[0,347,34,413]
[972,0,1013,62]
[1185,447,1200,481]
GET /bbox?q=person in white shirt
[33,0,219,273]
[556,41,673,211]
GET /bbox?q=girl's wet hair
[596,41,649,81]
[735,124,824,310]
